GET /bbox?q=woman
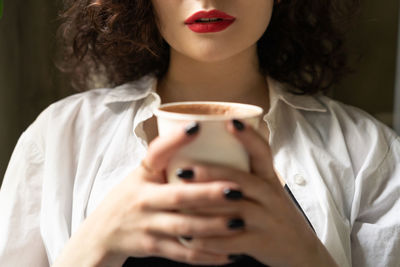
[1,0,399,266]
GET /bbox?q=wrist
[77,216,127,267]
[53,219,126,267]
[89,247,127,267]
[290,236,338,267]
[53,234,127,267]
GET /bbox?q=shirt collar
[103,75,327,113]
[267,77,327,113]
[103,75,157,105]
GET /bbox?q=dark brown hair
[58,0,359,94]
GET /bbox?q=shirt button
[294,174,306,186]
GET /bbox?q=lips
[184,9,236,33]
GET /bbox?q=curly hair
[58,0,359,94]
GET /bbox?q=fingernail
[176,169,194,180]
[185,122,200,135]
[224,188,243,200]
[228,254,246,262]
[181,236,193,241]
[232,119,245,131]
[228,218,245,230]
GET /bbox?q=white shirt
[1,76,399,267]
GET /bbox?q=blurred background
[0,0,399,184]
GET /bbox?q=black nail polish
[181,236,193,241]
[228,218,245,230]
[232,119,245,131]
[228,254,246,262]
[224,188,243,200]
[185,122,200,135]
[176,169,194,180]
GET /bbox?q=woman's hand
[53,122,242,267]
[176,120,339,267]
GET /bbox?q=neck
[157,45,269,108]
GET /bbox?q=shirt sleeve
[0,131,49,266]
[351,136,400,267]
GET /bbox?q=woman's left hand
[178,119,338,267]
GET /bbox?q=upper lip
[184,9,236,24]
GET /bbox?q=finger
[146,212,245,238]
[143,181,240,210]
[192,199,268,231]
[189,204,239,216]
[186,163,273,205]
[181,234,253,255]
[226,119,279,184]
[140,235,230,265]
[141,121,200,180]
[172,164,289,223]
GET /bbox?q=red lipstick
[184,9,236,33]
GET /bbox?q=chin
[192,51,237,63]
[184,41,251,63]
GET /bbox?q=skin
[54,1,339,266]
[154,0,272,108]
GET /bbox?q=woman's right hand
[53,122,241,267]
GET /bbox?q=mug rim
[154,101,264,121]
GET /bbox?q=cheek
[152,0,184,36]
[152,1,187,49]
[242,0,274,35]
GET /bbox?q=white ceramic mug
[154,101,263,183]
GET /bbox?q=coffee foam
[160,103,255,117]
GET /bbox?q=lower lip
[186,20,235,33]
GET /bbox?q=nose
[195,0,223,9]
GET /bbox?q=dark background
[1,0,399,185]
